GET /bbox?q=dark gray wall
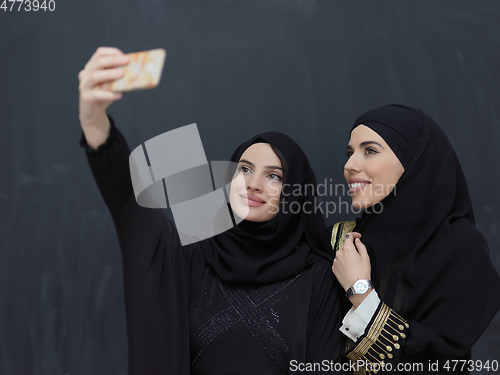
[1,1,499,374]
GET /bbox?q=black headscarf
[351,104,500,358]
[204,132,333,285]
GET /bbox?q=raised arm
[77,46,185,274]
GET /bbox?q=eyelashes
[364,147,378,155]
[268,173,283,181]
[345,147,378,158]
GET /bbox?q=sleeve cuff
[79,115,118,153]
[340,290,380,341]
[344,302,410,369]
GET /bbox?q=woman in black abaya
[82,122,347,375]
[331,104,500,374]
[79,46,345,375]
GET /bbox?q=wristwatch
[345,279,374,298]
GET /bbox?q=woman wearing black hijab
[331,104,500,374]
[78,47,345,375]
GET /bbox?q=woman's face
[229,143,283,222]
[344,125,404,209]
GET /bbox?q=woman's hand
[332,232,372,307]
[78,47,129,149]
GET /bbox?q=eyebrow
[345,141,385,150]
[238,159,284,172]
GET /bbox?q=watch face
[354,280,368,294]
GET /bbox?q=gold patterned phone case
[98,48,166,92]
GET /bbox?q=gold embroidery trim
[347,303,391,362]
[330,221,357,252]
[346,302,409,367]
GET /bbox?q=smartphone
[98,48,166,92]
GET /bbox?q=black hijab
[204,132,333,285]
[350,104,500,358]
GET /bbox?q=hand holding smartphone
[79,47,167,149]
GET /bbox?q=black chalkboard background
[1,1,499,374]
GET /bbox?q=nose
[344,154,361,174]
[246,173,263,192]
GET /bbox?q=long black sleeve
[80,116,135,213]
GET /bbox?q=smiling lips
[348,179,371,194]
[239,194,266,207]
